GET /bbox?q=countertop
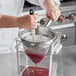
[57,45,76,76]
[0,52,18,76]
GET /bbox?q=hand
[44,0,61,21]
[17,14,38,29]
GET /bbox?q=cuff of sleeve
[26,0,39,6]
[38,0,46,9]
[54,0,60,7]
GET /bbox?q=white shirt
[0,0,45,51]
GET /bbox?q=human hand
[44,0,61,21]
[17,14,38,29]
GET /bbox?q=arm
[0,14,38,29]
[26,0,60,9]
[44,0,61,21]
[26,0,61,21]
[0,15,18,28]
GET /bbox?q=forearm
[0,15,18,28]
[43,0,55,9]
[44,0,55,4]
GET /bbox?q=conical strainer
[18,26,58,55]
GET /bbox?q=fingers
[18,14,38,29]
[47,11,61,21]
[46,7,61,21]
[55,9,61,20]
[30,14,38,29]
[24,14,38,29]
[46,13,56,21]
[33,14,38,19]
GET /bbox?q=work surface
[0,45,76,76]
[57,45,76,76]
[0,52,18,76]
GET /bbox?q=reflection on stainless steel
[43,19,52,27]
[61,34,67,42]
[55,23,76,46]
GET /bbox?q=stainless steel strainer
[18,26,60,55]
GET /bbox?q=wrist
[13,17,19,27]
[43,0,55,9]
[16,17,21,28]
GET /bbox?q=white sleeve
[26,0,45,9]
[2,0,25,16]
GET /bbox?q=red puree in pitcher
[22,67,49,76]
[25,51,45,63]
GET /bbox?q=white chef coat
[0,0,45,51]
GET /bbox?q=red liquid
[25,51,44,64]
[22,67,49,76]
[35,64,37,71]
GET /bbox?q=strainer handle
[44,19,52,27]
[29,9,36,42]
[29,9,34,15]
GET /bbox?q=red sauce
[22,67,49,76]
[25,51,44,64]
